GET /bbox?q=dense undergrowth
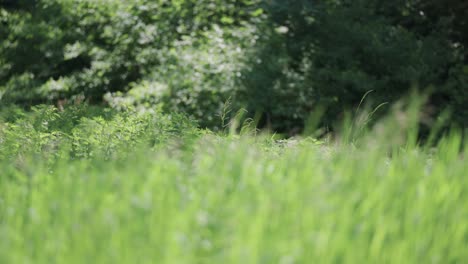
[2,0,467,132]
[0,106,466,263]
[1,1,467,262]
[0,105,201,161]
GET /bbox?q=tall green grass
[0,106,467,263]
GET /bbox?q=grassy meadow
[2,1,467,263]
[0,106,467,263]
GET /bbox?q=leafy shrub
[1,0,466,134]
[0,105,200,161]
[105,25,258,129]
[242,0,467,132]
[0,0,260,104]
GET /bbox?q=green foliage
[1,2,467,261]
[1,0,467,133]
[0,0,259,104]
[242,0,467,131]
[0,107,467,263]
[105,25,256,129]
[0,105,200,161]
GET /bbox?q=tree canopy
[1,0,466,131]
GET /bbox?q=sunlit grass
[0,106,467,263]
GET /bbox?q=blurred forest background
[1,0,467,133]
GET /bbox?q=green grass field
[0,106,467,263]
